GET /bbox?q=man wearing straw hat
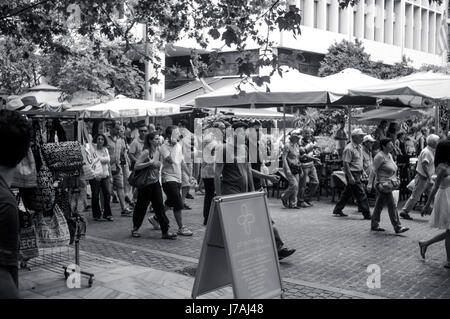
[332,128,372,220]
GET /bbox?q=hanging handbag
[34,204,70,248]
[81,143,95,181]
[41,141,84,174]
[21,155,55,213]
[12,148,38,188]
[17,192,40,260]
[19,209,39,260]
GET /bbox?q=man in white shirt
[160,125,195,236]
[400,134,440,220]
[106,122,132,216]
[178,120,195,209]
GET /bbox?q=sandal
[131,230,141,238]
[419,242,427,259]
[444,262,450,269]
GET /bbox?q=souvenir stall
[11,105,95,287]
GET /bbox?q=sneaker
[177,226,193,236]
[298,202,309,208]
[131,230,141,238]
[304,200,313,207]
[183,204,192,210]
[93,217,102,221]
[395,226,409,234]
[104,216,114,221]
[162,232,177,240]
[121,210,133,217]
[186,193,194,199]
[278,248,296,260]
[333,211,348,217]
[400,212,413,220]
[148,216,161,230]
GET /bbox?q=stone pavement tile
[20,290,48,299]
[103,275,164,298]
[94,265,150,282]
[19,277,37,290]
[153,284,193,299]
[82,285,129,299]
[130,268,190,286]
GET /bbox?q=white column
[318,0,327,30]
[429,12,436,53]
[421,9,429,51]
[405,3,414,48]
[365,0,375,40]
[394,0,404,47]
[339,6,351,36]
[375,0,384,42]
[304,0,314,27]
[413,6,422,51]
[384,0,394,44]
[329,0,339,32]
[355,0,365,38]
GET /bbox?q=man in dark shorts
[0,110,32,298]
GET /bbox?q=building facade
[282,0,448,67]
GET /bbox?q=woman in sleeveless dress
[419,140,450,269]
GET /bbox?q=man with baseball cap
[332,128,372,219]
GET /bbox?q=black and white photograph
[1,0,450,306]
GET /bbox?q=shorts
[181,163,193,187]
[162,182,183,211]
[111,169,124,190]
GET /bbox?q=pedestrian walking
[332,128,371,219]
[418,140,450,269]
[105,122,132,217]
[90,134,113,221]
[400,134,440,220]
[214,121,295,260]
[131,132,176,239]
[369,138,409,234]
[281,132,301,209]
[160,125,194,236]
[297,128,320,207]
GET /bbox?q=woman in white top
[419,140,450,269]
[90,134,113,221]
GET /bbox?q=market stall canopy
[69,95,180,119]
[163,76,242,106]
[320,68,384,105]
[349,72,450,107]
[354,106,434,124]
[195,66,329,108]
[6,83,72,112]
[211,107,294,120]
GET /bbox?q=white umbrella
[195,66,328,108]
[349,72,450,106]
[74,95,180,119]
[354,106,434,123]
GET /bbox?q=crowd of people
[2,107,450,299]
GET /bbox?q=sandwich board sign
[192,191,284,299]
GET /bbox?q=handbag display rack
[17,113,94,288]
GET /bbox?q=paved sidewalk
[80,194,450,299]
[19,248,233,299]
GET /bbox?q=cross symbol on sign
[237,204,255,236]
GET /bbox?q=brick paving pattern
[79,194,450,299]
